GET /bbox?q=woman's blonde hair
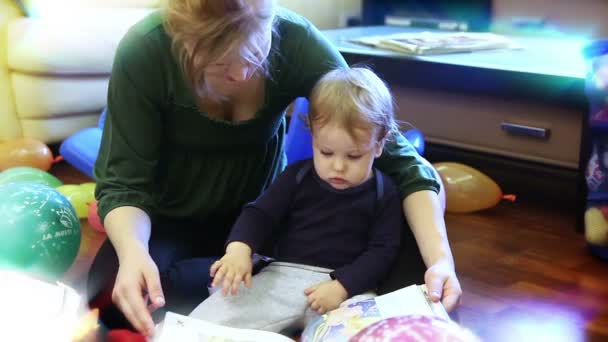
[163,0,276,99]
[308,67,400,143]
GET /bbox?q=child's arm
[225,162,302,254]
[211,162,303,295]
[329,188,403,298]
[305,188,402,314]
[403,189,462,312]
[210,241,254,296]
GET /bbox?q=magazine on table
[350,31,520,55]
[154,284,449,342]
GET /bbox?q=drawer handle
[500,122,550,140]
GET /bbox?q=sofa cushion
[21,113,100,144]
[1,1,25,141]
[12,73,109,119]
[7,8,154,74]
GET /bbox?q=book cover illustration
[301,285,448,342]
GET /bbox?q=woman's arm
[103,206,166,336]
[104,206,153,258]
[402,158,449,267]
[93,23,166,336]
[94,32,164,223]
[397,152,461,313]
[374,134,461,312]
[403,191,452,268]
[403,190,462,312]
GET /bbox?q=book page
[0,271,83,342]
[155,312,295,342]
[375,285,450,321]
[1,271,63,316]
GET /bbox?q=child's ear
[374,138,386,158]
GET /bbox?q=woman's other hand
[424,260,462,313]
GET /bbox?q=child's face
[312,122,384,190]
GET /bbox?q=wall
[493,0,608,38]
[278,0,362,29]
[281,0,608,37]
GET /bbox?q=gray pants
[189,262,374,334]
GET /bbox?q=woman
[88,0,462,337]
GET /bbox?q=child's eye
[348,155,362,160]
[321,151,333,156]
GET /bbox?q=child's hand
[210,242,253,296]
[304,280,348,314]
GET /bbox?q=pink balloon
[350,315,480,342]
[88,201,105,233]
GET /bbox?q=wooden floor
[52,162,608,342]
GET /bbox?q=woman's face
[203,0,275,97]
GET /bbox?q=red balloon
[88,201,106,233]
[600,205,608,220]
[350,315,480,342]
[107,329,147,342]
[0,138,54,171]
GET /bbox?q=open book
[0,271,96,342]
[350,31,520,55]
[155,284,449,342]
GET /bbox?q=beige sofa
[0,0,354,144]
[0,0,159,143]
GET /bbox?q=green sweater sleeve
[94,28,164,221]
[374,133,441,199]
[277,9,349,97]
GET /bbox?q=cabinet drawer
[392,86,583,169]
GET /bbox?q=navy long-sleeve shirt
[227,160,404,296]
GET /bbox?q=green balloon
[0,182,81,280]
[0,167,63,188]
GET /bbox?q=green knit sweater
[94,9,440,223]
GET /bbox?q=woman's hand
[210,242,253,296]
[112,245,165,337]
[304,280,348,314]
[424,260,462,313]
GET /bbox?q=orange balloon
[0,138,53,171]
[433,162,502,213]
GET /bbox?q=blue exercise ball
[285,98,426,165]
[403,128,425,155]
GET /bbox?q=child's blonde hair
[163,0,276,99]
[309,67,400,144]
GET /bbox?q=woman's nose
[226,62,250,82]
